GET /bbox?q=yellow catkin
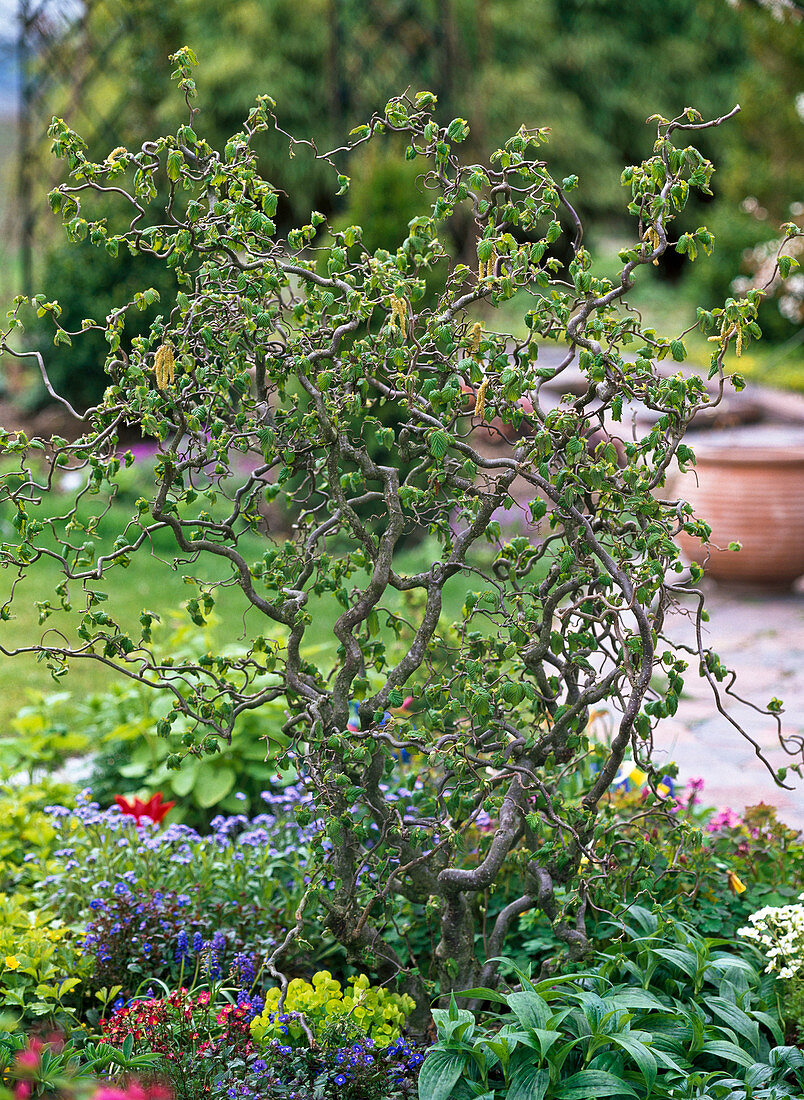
[107,147,127,162]
[153,343,175,390]
[388,294,407,334]
[707,321,737,352]
[469,322,482,354]
[643,227,660,265]
[478,260,486,281]
[474,376,489,418]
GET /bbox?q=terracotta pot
[671,426,804,589]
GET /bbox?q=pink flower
[15,1051,40,1071]
[707,808,743,833]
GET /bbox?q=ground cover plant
[2,46,804,1100]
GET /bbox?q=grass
[0,498,265,727]
[0,482,507,730]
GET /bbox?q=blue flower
[89,899,104,910]
[234,951,255,987]
[207,950,221,980]
[193,931,204,953]
[174,930,189,962]
[334,1075,347,1087]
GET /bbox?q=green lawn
[0,487,505,730]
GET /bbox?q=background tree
[15,0,803,408]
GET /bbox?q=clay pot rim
[689,446,804,466]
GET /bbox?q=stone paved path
[654,582,804,828]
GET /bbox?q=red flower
[114,792,175,825]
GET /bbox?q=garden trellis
[16,0,144,293]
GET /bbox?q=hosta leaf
[193,761,235,808]
[417,1049,468,1100]
[554,1069,638,1098]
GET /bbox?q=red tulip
[114,791,175,825]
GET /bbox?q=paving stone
[654,583,804,828]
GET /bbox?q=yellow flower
[4,955,19,970]
[727,871,747,895]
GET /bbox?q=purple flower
[175,930,189,962]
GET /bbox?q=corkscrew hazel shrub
[1,46,803,1028]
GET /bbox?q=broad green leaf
[169,758,200,797]
[653,947,698,978]
[554,1069,638,1099]
[705,996,760,1052]
[506,991,551,1030]
[507,1063,548,1100]
[418,1049,468,1100]
[605,1034,657,1092]
[192,760,235,807]
[700,1040,755,1068]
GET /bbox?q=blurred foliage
[1,621,296,829]
[18,0,804,409]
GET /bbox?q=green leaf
[669,339,686,362]
[606,1034,657,1092]
[653,947,698,978]
[506,990,550,1030]
[193,761,236,808]
[554,1070,638,1099]
[169,758,200,798]
[429,430,450,460]
[166,150,183,182]
[417,1049,468,1100]
[700,1040,754,1068]
[446,118,470,143]
[507,1063,548,1100]
[705,997,759,1052]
